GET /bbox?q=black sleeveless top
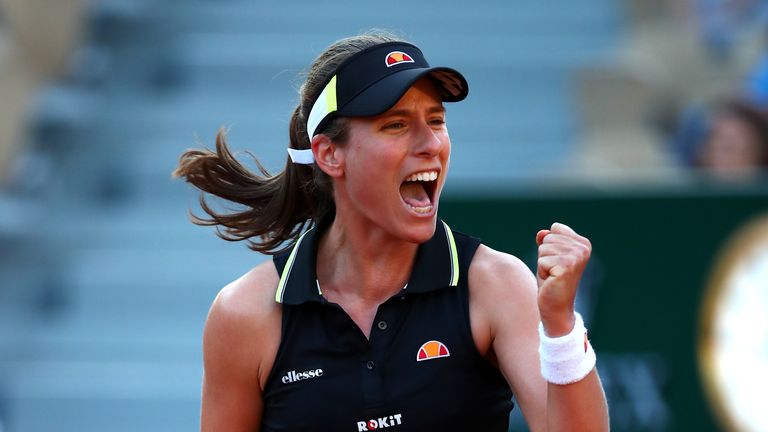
[262,220,513,431]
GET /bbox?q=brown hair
[703,99,768,165]
[173,31,403,254]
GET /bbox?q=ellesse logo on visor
[385,51,415,67]
[416,340,450,361]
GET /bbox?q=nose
[413,118,446,158]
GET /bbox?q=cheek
[440,134,452,167]
[345,148,400,199]
[347,143,398,173]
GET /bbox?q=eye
[383,121,406,131]
[430,117,446,127]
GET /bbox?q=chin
[399,216,438,244]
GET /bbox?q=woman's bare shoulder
[469,244,537,302]
[468,244,539,339]
[203,260,282,388]
[200,260,283,427]
[466,244,539,355]
[210,260,281,323]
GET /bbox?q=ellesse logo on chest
[416,340,450,361]
[280,367,324,384]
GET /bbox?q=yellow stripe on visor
[307,75,338,139]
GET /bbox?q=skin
[200,77,609,431]
[698,114,765,180]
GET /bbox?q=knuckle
[561,255,576,269]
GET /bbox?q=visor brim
[338,67,468,118]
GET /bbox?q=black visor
[307,42,469,138]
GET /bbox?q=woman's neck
[316,214,418,304]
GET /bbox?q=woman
[695,98,768,181]
[175,32,609,431]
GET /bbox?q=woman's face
[699,113,765,180]
[336,77,450,243]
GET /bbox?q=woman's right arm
[200,262,281,432]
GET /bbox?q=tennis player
[175,31,609,432]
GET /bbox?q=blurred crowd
[669,0,768,181]
[2,0,768,186]
[0,1,766,431]
[577,0,768,182]
[0,0,86,186]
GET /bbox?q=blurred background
[1,0,767,431]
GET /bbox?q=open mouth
[399,170,439,214]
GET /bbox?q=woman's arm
[469,224,609,432]
[535,223,609,431]
[200,262,281,432]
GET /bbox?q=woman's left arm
[535,222,609,431]
[469,222,609,432]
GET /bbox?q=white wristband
[538,312,596,385]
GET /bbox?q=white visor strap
[287,148,315,164]
[289,75,338,165]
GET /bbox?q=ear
[311,134,345,178]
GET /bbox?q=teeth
[405,203,433,214]
[406,171,438,182]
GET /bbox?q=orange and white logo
[416,340,450,361]
[385,51,415,67]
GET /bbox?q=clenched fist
[535,222,592,337]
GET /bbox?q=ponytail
[174,31,402,253]
[174,107,315,253]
